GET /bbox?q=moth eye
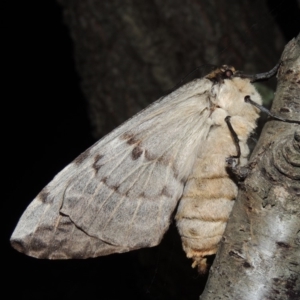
[225,70,233,78]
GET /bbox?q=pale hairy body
[11,67,261,272]
[176,77,261,271]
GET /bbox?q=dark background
[4,1,300,299]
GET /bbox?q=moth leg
[245,96,300,124]
[225,116,241,161]
[224,116,249,180]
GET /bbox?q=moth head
[206,65,236,83]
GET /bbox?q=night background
[4,1,300,299]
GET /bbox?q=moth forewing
[11,65,263,272]
[11,76,212,259]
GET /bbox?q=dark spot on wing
[121,132,134,140]
[35,223,56,235]
[112,184,120,192]
[161,186,172,198]
[122,133,141,146]
[243,261,252,268]
[100,177,129,195]
[144,151,172,164]
[38,188,50,203]
[132,146,143,160]
[92,154,104,173]
[144,150,156,161]
[94,154,104,162]
[74,147,92,165]
[158,155,172,166]
[30,236,50,254]
[128,137,140,145]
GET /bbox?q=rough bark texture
[57,0,284,139]
[200,35,300,300]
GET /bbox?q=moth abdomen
[176,175,236,273]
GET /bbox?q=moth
[11,64,291,273]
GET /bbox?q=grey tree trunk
[200,35,300,300]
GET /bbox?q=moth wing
[11,78,213,259]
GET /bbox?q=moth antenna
[235,62,281,83]
[225,116,241,162]
[245,96,300,124]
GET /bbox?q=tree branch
[200,35,300,299]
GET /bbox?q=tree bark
[200,35,300,300]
